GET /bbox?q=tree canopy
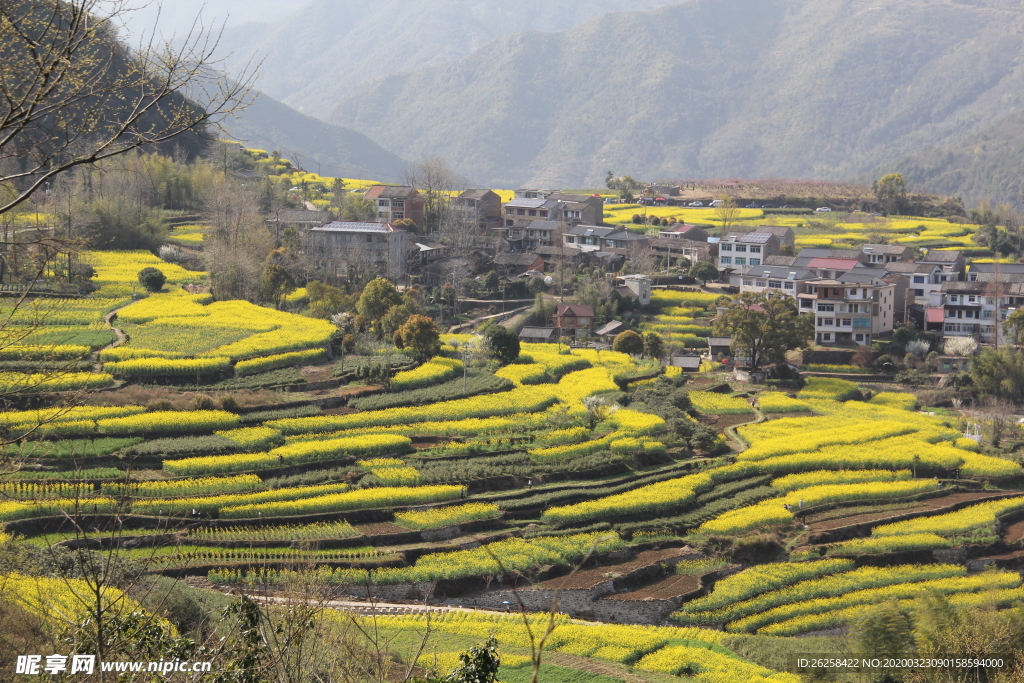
[357,278,402,321]
[394,314,440,360]
[713,292,813,370]
[484,325,520,363]
[689,261,719,286]
[612,329,644,355]
[137,267,166,292]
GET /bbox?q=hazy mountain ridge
[211,0,681,118]
[220,90,407,181]
[319,0,1024,201]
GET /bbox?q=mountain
[889,107,1024,207]
[323,0,1024,195]
[211,0,681,117]
[219,90,407,181]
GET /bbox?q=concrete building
[732,265,812,298]
[508,219,559,251]
[365,186,425,229]
[453,189,502,230]
[934,281,1002,344]
[503,197,560,225]
[659,224,710,242]
[615,274,652,306]
[798,272,895,346]
[717,232,781,270]
[919,249,967,278]
[306,221,407,280]
[861,243,914,264]
[563,224,650,257]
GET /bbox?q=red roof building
[553,304,595,333]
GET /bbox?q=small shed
[708,336,732,359]
[671,355,702,371]
[594,320,627,341]
[936,355,970,374]
[519,327,556,343]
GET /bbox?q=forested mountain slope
[323,0,1024,194]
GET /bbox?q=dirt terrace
[806,491,1012,533]
[538,547,697,591]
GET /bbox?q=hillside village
[8,3,1024,683]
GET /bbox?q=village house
[452,189,503,230]
[365,185,425,229]
[552,304,595,338]
[716,232,781,270]
[798,272,895,346]
[306,221,407,281]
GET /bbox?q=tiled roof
[459,189,495,200]
[922,249,963,262]
[883,262,936,274]
[555,304,594,317]
[365,185,416,199]
[595,320,626,336]
[493,252,540,266]
[505,197,556,209]
[519,327,556,339]
[861,243,911,254]
[311,221,395,233]
[806,257,862,269]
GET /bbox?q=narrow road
[92,304,131,376]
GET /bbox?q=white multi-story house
[716,232,780,270]
[306,221,407,281]
[731,265,812,299]
[933,281,1003,344]
[797,272,895,346]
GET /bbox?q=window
[855,333,865,342]
[818,303,835,312]
[946,309,955,318]
[735,245,747,253]
[378,200,388,207]
[721,243,732,251]
[913,289,924,297]
[784,282,795,290]
[913,276,925,283]
[735,257,747,265]
[987,297,996,304]
[800,299,813,308]
[505,208,513,215]
[565,236,575,243]
[983,309,993,318]
[393,200,404,209]
[528,210,537,216]
[768,280,782,289]
[517,209,526,215]
[749,245,761,253]
[968,295,978,303]
[756,279,767,287]
[841,318,852,327]
[365,235,373,243]
[720,257,732,265]
[742,279,753,287]
[853,318,870,328]
[824,318,835,326]
[750,258,761,265]
[820,332,832,342]
[392,212,404,220]
[566,210,581,219]
[949,295,959,303]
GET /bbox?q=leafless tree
[405,158,460,235]
[0,0,256,216]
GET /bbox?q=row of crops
[638,290,720,349]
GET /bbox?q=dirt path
[538,548,697,590]
[92,304,131,376]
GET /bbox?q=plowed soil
[606,573,701,601]
[1004,521,1024,545]
[807,491,1013,532]
[355,522,407,536]
[537,548,696,590]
